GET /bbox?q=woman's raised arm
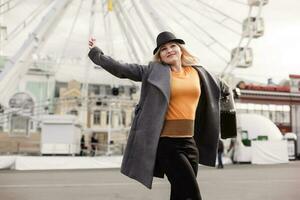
[88,38,148,82]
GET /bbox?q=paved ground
[0,161,299,200]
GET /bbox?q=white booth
[233,113,289,164]
[41,115,82,155]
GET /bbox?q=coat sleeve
[88,47,148,82]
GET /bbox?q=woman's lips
[167,53,176,58]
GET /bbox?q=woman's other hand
[88,37,96,49]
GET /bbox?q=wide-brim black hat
[153,31,185,55]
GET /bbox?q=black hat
[153,31,185,55]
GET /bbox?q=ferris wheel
[0,0,268,127]
[84,0,269,81]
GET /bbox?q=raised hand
[88,37,96,49]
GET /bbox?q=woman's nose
[166,48,173,53]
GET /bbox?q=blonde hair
[153,43,199,66]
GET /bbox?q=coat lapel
[192,65,220,94]
[147,62,171,103]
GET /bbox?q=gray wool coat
[88,47,236,189]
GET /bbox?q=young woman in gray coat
[88,31,236,200]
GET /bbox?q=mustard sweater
[161,66,201,137]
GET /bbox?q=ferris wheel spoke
[159,1,228,63]
[195,0,242,25]
[101,0,111,57]
[113,4,142,63]
[140,0,171,32]
[53,0,84,75]
[165,0,231,53]
[227,0,248,6]
[175,1,241,36]
[115,0,150,56]
[131,0,155,41]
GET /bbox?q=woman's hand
[88,37,96,49]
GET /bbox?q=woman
[88,31,236,200]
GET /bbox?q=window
[241,130,251,146]
[106,111,109,124]
[94,110,101,125]
[262,104,269,118]
[236,103,291,126]
[90,85,100,95]
[247,103,255,114]
[10,114,29,137]
[30,120,34,130]
[274,105,283,123]
[283,106,290,124]
[122,111,126,126]
[236,103,248,114]
[254,104,262,115]
[100,85,107,95]
[70,110,78,116]
[268,105,276,121]
[106,85,112,95]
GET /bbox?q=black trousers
[156,137,202,200]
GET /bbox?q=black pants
[156,137,202,200]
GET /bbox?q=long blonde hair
[153,43,199,66]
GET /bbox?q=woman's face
[159,42,182,65]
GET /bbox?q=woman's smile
[167,53,176,58]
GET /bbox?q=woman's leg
[164,152,202,200]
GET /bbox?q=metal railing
[0,140,126,156]
[0,140,41,155]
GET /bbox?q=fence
[0,141,126,156]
